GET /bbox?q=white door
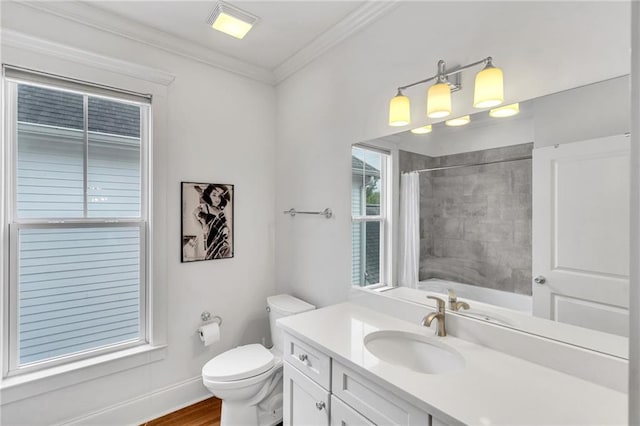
[532,135,630,336]
[284,363,330,426]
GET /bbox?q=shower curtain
[399,172,420,288]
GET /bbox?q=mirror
[353,76,630,358]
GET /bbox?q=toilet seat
[203,344,275,382]
[203,362,282,391]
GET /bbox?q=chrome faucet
[448,289,470,312]
[421,296,446,336]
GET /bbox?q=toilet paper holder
[200,311,222,326]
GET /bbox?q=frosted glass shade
[389,94,411,126]
[473,66,504,108]
[490,103,519,118]
[445,115,471,126]
[410,125,432,134]
[427,83,451,118]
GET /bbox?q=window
[3,68,151,375]
[351,146,390,287]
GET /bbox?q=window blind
[18,227,141,364]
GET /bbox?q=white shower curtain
[398,172,420,288]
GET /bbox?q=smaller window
[351,146,390,287]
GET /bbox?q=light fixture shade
[473,65,504,108]
[389,93,411,126]
[410,125,432,134]
[427,82,451,118]
[445,115,471,127]
[208,2,259,39]
[489,103,519,118]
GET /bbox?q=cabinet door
[330,395,375,426]
[284,363,330,426]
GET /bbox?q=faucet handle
[447,289,457,303]
[427,296,446,312]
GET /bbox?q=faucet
[448,289,470,311]
[421,296,446,336]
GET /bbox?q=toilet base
[220,397,282,426]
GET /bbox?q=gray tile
[512,269,533,295]
[417,143,532,295]
[432,217,463,239]
[463,172,511,196]
[463,220,513,243]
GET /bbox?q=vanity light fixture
[410,125,433,134]
[207,1,259,39]
[389,89,411,126]
[473,58,504,108]
[445,115,471,127]
[388,56,504,126]
[489,103,520,118]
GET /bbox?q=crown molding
[14,0,276,85]
[10,1,399,86]
[2,29,177,87]
[273,1,400,84]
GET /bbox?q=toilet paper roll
[198,323,220,346]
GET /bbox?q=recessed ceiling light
[410,125,433,134]
[207,2,259,40]
[489,103,520,118]
[445,115,471,127]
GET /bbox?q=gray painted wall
[399,143,533,295]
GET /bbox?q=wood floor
[142,397,222,426]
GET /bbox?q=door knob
[298,353,308,362]
[534,276,547,285]
[315,401,326,410]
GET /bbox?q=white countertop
[277,302,627,426]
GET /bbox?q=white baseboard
[60,376,211,426]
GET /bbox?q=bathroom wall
[275,1,630,308]
[1,3,276,425]
[400,144,533,295]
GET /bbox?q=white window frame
[351,145,392,288]
[2,69,151,377]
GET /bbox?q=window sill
[0,344,167,405]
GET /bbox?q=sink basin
[364,330,465,374]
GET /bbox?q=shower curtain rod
[409,155,532,173]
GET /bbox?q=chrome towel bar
[283,208,333,219]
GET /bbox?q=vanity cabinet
[283,333,437,426]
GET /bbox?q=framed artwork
[181,182,234,262]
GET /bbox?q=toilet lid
[202,344,275,382]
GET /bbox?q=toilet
[202,294,315,426]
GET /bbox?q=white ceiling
[90,1,365,70]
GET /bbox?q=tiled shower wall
[399,143,533,295]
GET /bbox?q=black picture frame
[181,182,234,262]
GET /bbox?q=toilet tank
[267,294,315,353]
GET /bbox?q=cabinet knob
[534,276,547,285]
[298,353,308,362]
[315,401,326,411]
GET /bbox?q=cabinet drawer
[331,395,376,426]
[332,361,429,426]
[284,363,330,426]
[284,334,331,390]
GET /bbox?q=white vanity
[278,302,626,426]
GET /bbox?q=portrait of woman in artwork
[181,182,234,262]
